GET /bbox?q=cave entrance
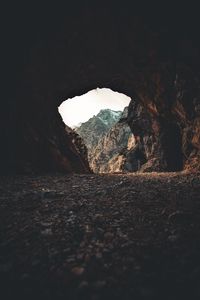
[58,88,137,173]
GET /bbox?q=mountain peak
[96,109,122,127]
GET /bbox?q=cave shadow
[162,122,183,172]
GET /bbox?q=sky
[58,88,131,127]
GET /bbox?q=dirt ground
[0,172,200,299]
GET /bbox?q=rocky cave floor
[0,172,200,300]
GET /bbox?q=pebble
[96,252,103,259]
[1,173,199,299]
[168,234,179,242]
[78,281,89,289]
[93,280,106,289]
[71,266,85,276]
[41,228,53,236]
[104,232,114,241]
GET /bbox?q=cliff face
[127,64,200,172]
[91,121,132,173]
[75,109,122,160]
[74,107,143,173]
[94,64,200,174]
[127,100,183,172]
[1,3,200,173]
[90,107,141,173]
[65,125,91,172]
[173,66,200,171]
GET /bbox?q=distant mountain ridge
[96,109,122,127]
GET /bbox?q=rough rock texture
[0,172,200,299]
[75,109,122,162]
[90,107,144,173]
[65,125,91,172]
[173,66,200,171]
[1,2,200,173]
[127,100,183,172]
[126,63,200,172]
[91,121,132,173]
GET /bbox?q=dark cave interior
[1,1,200,174]
[1,2,200,300]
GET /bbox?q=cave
[2,3,200,174]
[58,88,133,173]
[1,2,200,299]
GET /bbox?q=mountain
[90,107,145,173]
[96,109,122,127]
[75,107,145,173]
[75,109,122,159]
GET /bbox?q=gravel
[0,172,200,299]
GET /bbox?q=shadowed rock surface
[0,172,200,299]
[1,2,200,173]
[65,125,91,172]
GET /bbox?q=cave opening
[2,4,200,299]
[58,88,138,173]
[57,88,185,174]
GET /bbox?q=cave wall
[127,62,200,172]
[1,2,200,173]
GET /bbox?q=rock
[96,252,103,259]
[2,5,200,174]
[65,125,91,172]
[40,221,53,227]
[73,106,149,174]
[104,232,114,241]
[78,281,89,289]
[75,109,122,163]
[93,214,104,223]
[41,228,53,236]
[66,257,76,263]
[90,107,140,173]
[168,234,179,242]
[168,211,193,224]
[93,280,106,289]
[71,266,85,276]
[139,158,162,172]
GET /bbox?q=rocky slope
[90,107,145,173]
[65,125,91,172]
[90,122,132,173]
[75,109,122,160]
[75,107,145,173]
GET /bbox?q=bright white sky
[58,88,131,127]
